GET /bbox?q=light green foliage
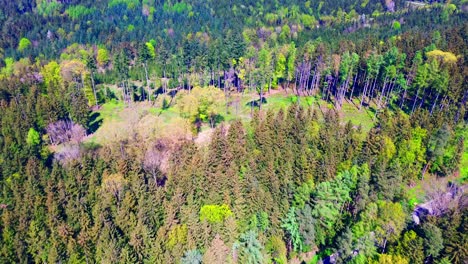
[398,127,427,181]
[176,86,225,123]
[108,0,140,9]
[286,42,296,82]
[281,207,302,252]
[257,47,272,90]
[97,48,110,67]
[0,58,14,78]
[257,211,269,231]
[26,220,48,263]
[167,224,188,249]
[163,2,192,13]
[83,74,97,106]
[459,126,468,182]
[301,14,317,29]
[18,38,32,52]
[382,135,396,160]
[436,257,452,264]
[293,179,314,208]
[27,128,40,146]
[199,204,233,223]
[41,61,62,89]
[371,254,409,264]
[127,24,135,32]
[36,0,61,17]
[280,25,291,41]
[312,170,355,244]
[274,52,286,81]
[392,21,401,30]
[66,5,96,20]
[375,201,406,246]
[391,230,424,263]
[145,42,156,59]
[266,235,287,264]
[352,203,378,238]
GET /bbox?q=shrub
[199,204,233,223]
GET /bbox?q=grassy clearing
[97,99,125,121]
[86,89,376,145]
[340,100,375,132]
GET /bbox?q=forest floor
[85,88,376,146]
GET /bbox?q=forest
[0,0,467,263]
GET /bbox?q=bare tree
[421,177,467,216]
[46,120,86,145]
[143,139,171,185]
[54,144,81,166]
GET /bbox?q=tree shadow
[246,97,267,108]
[87,112,103,134]
[209,114,225,128]
[82,141,102,151]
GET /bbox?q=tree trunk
[359,79,369,110]
[349,72,358,100]
[378,76,388,109]
[411,88,420,114]
[430,92,440,115]
[144,62,149,101]
[90,71,98,106]
[399,87,407,108]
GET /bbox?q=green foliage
[66,5,96,20]
[199,204,233,223]
[96,48,109,69]
[181,249,202,264]
[375,201,406,246]
[422,223,444,258]
[234,231,264,264]
[0,1,466,263]
[167,224,188,249]
[312,170,355,245]
[36,0,61,17]
[145,42,156,59]
[266,236,287,264]
[17,38,32,52]
[390,231,425,263]
[41,60,62,89]
[163,2,192,13]
[108,0,140,9]
[26,128,40,146]
[281,207,302,252]
[176,86,225,126]
[0,58,14,78]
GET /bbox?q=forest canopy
[0,0,467,263]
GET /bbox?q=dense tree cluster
[0,84,466,262]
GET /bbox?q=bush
[26,128,40,146]
[199,204,233,223]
